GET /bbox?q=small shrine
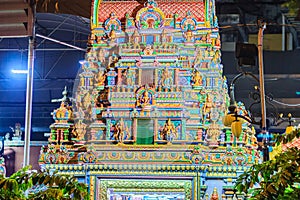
[39,0,261,199]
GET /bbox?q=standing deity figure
[123,68,135,86]
[212,50,221,64]
[161,119,177,141]
[202,94,213,122]
[95,70,106,87]
[194,50,203,67]
[192,71,203,86]
[74,120,86,140]
[161,29,168,45]
[132,30,140,49]
[82,92,92,110]
[160,67,173,88]
[114,119,125,143]
[97,48,105,63]
[13,123,22,139]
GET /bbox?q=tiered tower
[39,1,261,199]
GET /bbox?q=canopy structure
[36,0,91,18]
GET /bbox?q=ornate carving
[40,144,75,164]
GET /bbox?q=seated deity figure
[140,90,151,106]
[107,53,118,69]
[160,119,177,141]
[143,45,153,55]
[109,26,117,43]
[184,26,194,43]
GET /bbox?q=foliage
[235,128,300,199]
[0,166,89,200]
[282,0,300,16]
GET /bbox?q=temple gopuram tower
[39,0,261,199]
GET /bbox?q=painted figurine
[161,119,177,141]
[192,71,203,86]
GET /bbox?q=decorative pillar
[106,70,117,86]
[154,119,158,141]
[133,118,137,142]
[175,68,179,86]
[138,68,142,85]
[117,68,122,85]
[206,77,210,87]
[90,129,97,140]
[154,68,158,86]
[106,119,111,140]
[63,129,69,141]
[205,0,210,27]
[181,119,186,140]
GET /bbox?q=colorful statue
[13,123,22,139]
[138,90,151,108]
[97,49,105,63]
[161,119,177,141]
[114,119,125,143]
[146,0,158,8]
[161,29,168,44]
[202,94,213,122]
[143,45,153,55]
[184,26,194,42]
[82,92,92,110]
[95,70,106,87]
[131,30,140,49]
[123,68,135,86]
[109,29,116,43]
[210,187,219,200]
[74,120,87,140]
[107,53,118,69]
[160,67,173,88]
[192,71,203,86]
[194,50,203,67]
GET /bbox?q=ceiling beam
[0,0,33,37]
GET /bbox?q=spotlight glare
[79,60,85,65]
[11,69,28,74]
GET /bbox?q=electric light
[11,69,28,74]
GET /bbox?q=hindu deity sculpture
[160,67,173,89]
[192,70,203,86]
[160,118,177,141]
